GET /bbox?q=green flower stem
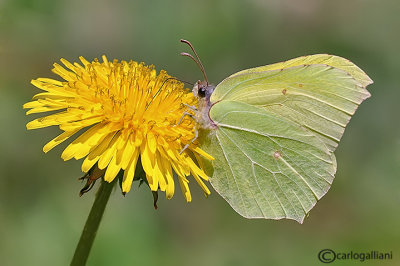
[71,179,115,266]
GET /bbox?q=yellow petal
[122,148,139,192]
[140,140,154,176]
[102,55,109,67]
[52,63,76,81]
[61,123,106,161]
[146,174,156,191]
[185,156,209,181]
[191,171,211,196]
[133,130,143,146]
[26,111,73,129]
[160,156,174,199]
[104,152,120,182]
[104,131,130,181]
[36,78,63,86]
[81,131,117,172]
[147,132,157,154]
[98,131,121,169]
[59,116,103,132]
[178,176,191,202]
[79,56,90,67]
[30,79,71,96]
[26,106,65,115]
[23,100,46,109]
[154,152,165,192]
[121,135,135,169]
[163,146,177,162]
[60,58,77,73]
[170,159,185,178]
[43,129,80,153]
[192,146,215,161]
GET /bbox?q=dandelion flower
[23,56,214,202]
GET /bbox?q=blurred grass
[1,0,399,265]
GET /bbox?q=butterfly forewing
[211,63,371,152]
[227,54,373,87]
[201,55,372,222]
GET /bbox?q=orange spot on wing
[273,151,281,159]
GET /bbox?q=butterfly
[180,39,372,223]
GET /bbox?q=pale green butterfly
[180,40,372,223]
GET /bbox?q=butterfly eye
[198,87,206,97]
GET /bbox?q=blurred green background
[1,0,399,265]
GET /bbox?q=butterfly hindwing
[202,100,335,223]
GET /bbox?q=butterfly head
[193,80,215,100]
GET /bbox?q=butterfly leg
[176,104,199,153]
[179,127,198,154]
[176,112,194,126]
[184,104,198,111]
[176,102,198,125]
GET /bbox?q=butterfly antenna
[145,77,194,110]
[175,77,194,86]
[145,77,176,110]
[180,39,208,83]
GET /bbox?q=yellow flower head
[24,56,214,202]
